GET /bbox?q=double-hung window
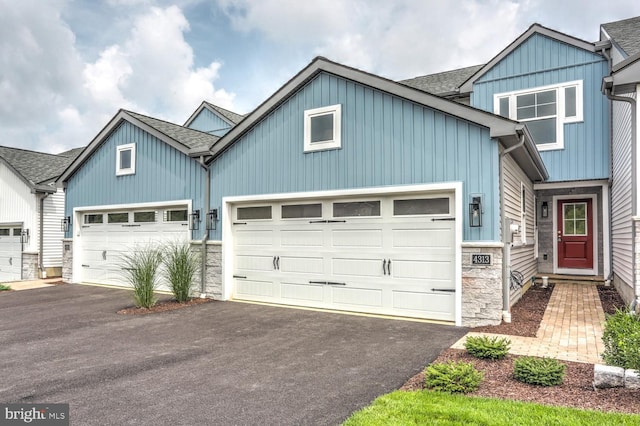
[495,81,582,151]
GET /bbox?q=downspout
[499,131,526,323]
[600,45,615,286]
[604,85,638,309]
[199,156,210,296]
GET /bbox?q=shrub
[424,361,483,394]
[0,284,11,291]
[464,335,511,360]
[601,309,640,371]
[513,356,565,386]
[120,245,163,308]
[164,241,200,303]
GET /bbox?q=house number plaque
[471,254,492,265]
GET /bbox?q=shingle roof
[203,102,245,124]
[125,111,219,153]
[602,16,640,57]
[57,147,85,159]
[0,146,78,188]
[399,64,484,95]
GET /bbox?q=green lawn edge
[343,390,640,426]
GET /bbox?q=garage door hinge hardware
[121,224,141,227]
[308,280,347,286]
[82,225,90,228]
[81,264,89,268]
[432,217,455,221]
[432,288,455,292]
[233,275,247,279]
[327,281,346,286]
[233,222,247,225]
[308,220,347,223]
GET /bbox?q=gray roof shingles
[602,16,640,57]
[399,64,484,95]
[125,111,219,153]
[0,146,81,188]
[203,102,245,125]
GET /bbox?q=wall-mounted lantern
[541,201,549,218]
[20,229,30,244]
[61,216,72,232]
[206,209,219,231]
[189,209,201,231]
[469,196,482,227]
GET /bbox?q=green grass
[343,391,640,426]
[0,284,11,291]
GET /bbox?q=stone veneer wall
[461,245,503,327]
[62,238,73,283]
[21,252,39,280]
[190,241,222,299]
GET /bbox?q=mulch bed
[117,297,211,315]
[400,282,640,415]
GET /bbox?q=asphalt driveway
[0,285,467,425]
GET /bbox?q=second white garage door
[0,226,23,282]
[230,193,457,322]
[78,206,190,290]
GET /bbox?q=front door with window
[557,199,593,270]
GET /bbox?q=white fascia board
[72,199,192,213]
[533,179,608,190]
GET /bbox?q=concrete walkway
[452,283,606,364]
[2,278,62,291]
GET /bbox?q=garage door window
[108,213,129,223]
[84,214,103,224]
[166,209,188,222]
[13,228,22,236]
[393,198,450,216]
[0,229,9,236]
[237,206,272,220]
[134,211,156,223]
[281,203,322,219]
[333,201,381,217]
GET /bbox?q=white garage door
[78,207,190,290]
[231,194,456,322]
[0,226,22,282]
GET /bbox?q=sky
[1,0,639,154]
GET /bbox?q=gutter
[198,156,210,295]
[603,80,639,308]
[499,130,526,322]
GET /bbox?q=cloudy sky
[1,0,639,154]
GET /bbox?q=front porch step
[534,274,605,285]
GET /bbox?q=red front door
[557,199,593,269]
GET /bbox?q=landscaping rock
[625,369,640,389]
[593,364,625,389]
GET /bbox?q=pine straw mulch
[117,297,211,315]
[400,283,640,415]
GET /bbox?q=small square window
[116,143,136,176]
[304,104,341,152]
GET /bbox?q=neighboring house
[599,16,640,310]
[0,146,81,281]
[57,108,225,291]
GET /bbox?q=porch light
[469,196,482,228]
[20,229,30,244]
[189,209,201,231]
[61,216,72,232]
[541,201,549,218]
[206,209,219,231]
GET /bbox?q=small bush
[424,361,483,394]
[0,284,11,291]
[164,241,200,303]
[120,245,163,308]
[464,335,511,360]
[513,356,565,386]
[602,309,640,372]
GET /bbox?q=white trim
[494,80,583,152]
[303,104,342,152]
[533,179,608,190]
[222,182,464,326]
[534,195,539,259]
[116,143,136,176]
[461,241,504,248]
[602,183,610,278]
[552,194,597,275]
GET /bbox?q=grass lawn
[343,391,640,426]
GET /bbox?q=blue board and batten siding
[471,33,609,182]
[64,121,206,237]
[210,72,500,241]
[188,108,233,136]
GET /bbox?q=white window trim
[520,182,527,245]
[494,80,583,152]
[116,143,136,176]
[303,104,342,153]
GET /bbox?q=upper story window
[304,104,342,152]
[495,80,583,151]
[116,143,136,176]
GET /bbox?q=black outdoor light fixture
[20,229,30,244]
[469,196,482,228]
[61,216,72,232]
[541,201,549,218]
[206,209,219,231]
[189,209,201,231]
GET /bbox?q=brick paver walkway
[452,283,606,364]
